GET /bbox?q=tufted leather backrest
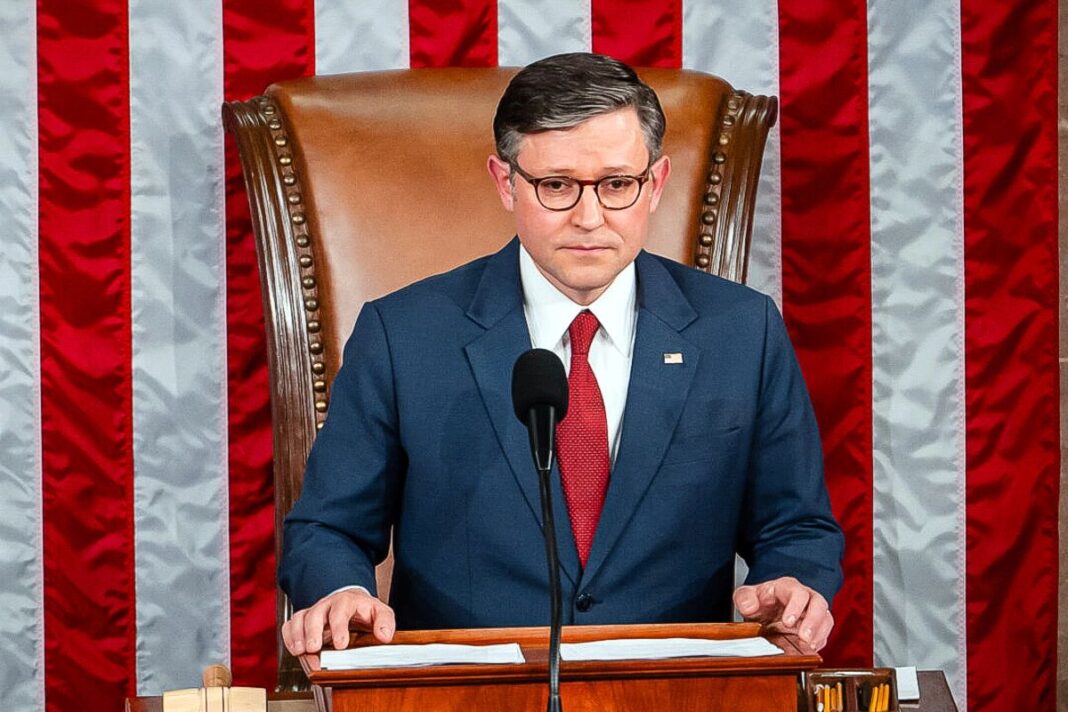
[223,67,776,690]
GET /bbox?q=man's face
[487,108,671,305]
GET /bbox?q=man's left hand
[733,576,833,651]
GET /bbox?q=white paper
[320,642,526,670]
[560,636,783,662]
[894,666,920,701]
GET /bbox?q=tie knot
[568,310,600,356]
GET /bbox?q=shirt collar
[519,244,637,357]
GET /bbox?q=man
[280,53,844,658]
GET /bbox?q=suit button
[576,593,593,612]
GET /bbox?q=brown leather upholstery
[223,67,777,690]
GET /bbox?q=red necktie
[556,310,611,567]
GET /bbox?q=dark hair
[493,53,666,166]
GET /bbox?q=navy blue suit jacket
[280,238,844,628]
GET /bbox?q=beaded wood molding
[693,91,778,283]
[262,97,326,425]
[222,95,327,464]
[222,94,324,692]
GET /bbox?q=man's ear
[647,155,672,213]
[487,155,515,212]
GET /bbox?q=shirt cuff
[326,584,372,600]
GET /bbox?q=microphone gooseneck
[512,349,568,712]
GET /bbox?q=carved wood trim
[693,91,778,283]
[222,96,324,692]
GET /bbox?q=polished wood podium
[128,672,960,712]
[299,622,820,712]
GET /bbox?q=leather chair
[222,67,777,690]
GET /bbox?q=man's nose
[570,186,605,230]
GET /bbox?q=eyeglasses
[510,161,653,211]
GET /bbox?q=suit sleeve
[278,302,405,610]
[737,295,845,605]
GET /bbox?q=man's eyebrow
[537,165,639,175]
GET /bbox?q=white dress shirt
[519,245,637,463]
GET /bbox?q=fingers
[756,580,782,616]
[733,577,834,649]
[283,606,316,656]
[301,601,329,653]
[810,610,835,651]
[368,599,396,643]
[327,596,360,650]
[281,609,304,655]
[733,578,789,623]
[797,595,833,649]
[733,585,761,618]
[779,580,811,630]
[282,589,397,657]
[348,593,396,643]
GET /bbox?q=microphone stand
[528,406,563,712]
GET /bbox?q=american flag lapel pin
[663,352,684,365]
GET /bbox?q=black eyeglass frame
[509,160,655,212]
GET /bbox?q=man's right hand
[282,588,396,655]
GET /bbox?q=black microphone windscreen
[511,349,568,424]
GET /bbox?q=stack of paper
[894,666,920,701]
[320,643,525,670]
[560,637,783,662]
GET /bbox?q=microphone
[512,349,568,712]
[512,349,569,471]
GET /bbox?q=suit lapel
[582,252,699,584]
[463,239,581,585]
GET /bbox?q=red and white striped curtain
[0,2,1058,711]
